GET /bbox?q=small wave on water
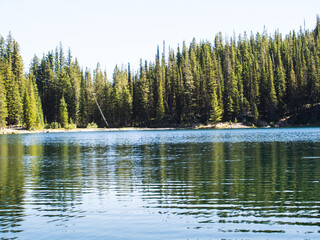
[0,128,320,239]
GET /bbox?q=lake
[0,128,319,239]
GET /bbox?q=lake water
[0,128,319,239]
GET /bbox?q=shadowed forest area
[1,17,320,129]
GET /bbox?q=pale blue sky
[1,0,319,78]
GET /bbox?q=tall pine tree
[0,73,7,128]
[58,96,68,128]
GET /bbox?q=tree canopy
[1,17,320,129]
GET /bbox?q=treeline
[1,18,320,129]
[0,34,43,129]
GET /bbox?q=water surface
[0,128,320,239]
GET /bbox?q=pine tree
[127,63,133,97]
[155,47,165,123]
[287,59,297,111]
[83,69,96,124]
[250,57,260,109]
[266,55,278,120]
[275,49,286,115]
[166,50,178,122]
[78,72,88,127]
[93,63,107,126]
[223,44,237,121]
[3,63,22,125]
[189,39,201,120]
[0,74,7,128]
[0,35,5,59]
[181,41,195,122]
[234,46,243,119]
[111,86,120,126]
[200,42,216,122]
[137,60,150,125]
[161,42,167,114]
[32,77,44,128]
[57,67,72,121]
[12,40,25,96]
[58,96,68,128]
[121,86,132,126]
[209,88,222,123]
[23,81,37,130]
[225,96,234,120]
[68,57,81,124]
[36,54,56,123]
[253,102,259,123]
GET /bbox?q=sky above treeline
[1,0,320,78]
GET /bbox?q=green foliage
[45,122,59,129]
[64,118,77,129]
[65,123,77,129]
[121,86,132,126]
[253,102,259,123]
[2,18,320,129]
[209,89,223,123]
[225,96,234,120]
[3,63,22,125]
[22,77,42,130]
[87,122,98,128]
[155,47,165,123]
[58,96,68,128]
[0,74,7,127]
[23,92,32,129]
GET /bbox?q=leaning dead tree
[91,90,109,127]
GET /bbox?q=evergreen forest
[1,18,320,129]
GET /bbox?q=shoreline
[0,122,252,135]
[0,122,318,135]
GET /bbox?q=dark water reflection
[0,128,320,239]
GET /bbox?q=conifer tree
[253,102,259,123]
[166,50,178,121]
[287,59,297,111]
[93,63,107,126]
[138,60,150,124]
[156,74,165,123]
[36,54,56,123]
[111,86,120,126]
[67,56,81,124]
[181,42,195,122]
[189,39,201,120]
[83,69,96,124]
[209,88,222,123]
[275,49,286,115]
[127,63,133,97]
[121,86,132,126]
[201,42,216,122]
[12,40,25,96]
[266,56,278,120]
[78,73,88,127]
[225,96,234,120]
[23,81,37,130]
[58,96,68,128]
[250,57,260,108]
[161,41,167,104]
[223,45,237,121]
[29,55,39,76]
[3,63,22,125]
[0,74,7,128]
[32,78,44,128]
[155,47,165,123]
[0,35,5,59]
